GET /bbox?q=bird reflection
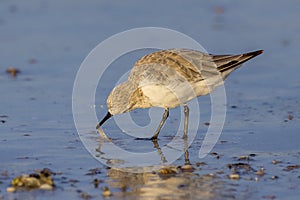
[152,139,167,164]
[95,135,230,199]
[106,149,224,200]
[95,133,192,168]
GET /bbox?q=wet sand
[1,1,300,199]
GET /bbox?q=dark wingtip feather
[245,49,264,57]
[217,50,263,73]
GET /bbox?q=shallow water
[1,0,300,199]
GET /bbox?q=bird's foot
[135,137,157,141]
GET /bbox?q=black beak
[96,112,112,129]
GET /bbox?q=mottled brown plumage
[97,49,263,139]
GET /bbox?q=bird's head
[96,82,136,129]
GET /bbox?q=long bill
[96,112,112,129]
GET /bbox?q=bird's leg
[183,105,189,138]
[152,139,167,163]
[151,108,169,140]
[184,134,191,165]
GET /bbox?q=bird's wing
[129,49,263,83]
[131,49,204,83]
[170,49,263,79]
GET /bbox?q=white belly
[140,77,222,108]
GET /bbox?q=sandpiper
[96,48,263,140]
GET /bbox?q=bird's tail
[213,50,263,76]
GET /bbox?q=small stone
[211,152,220,158]
[102,186,112,197]
[227,163,251,171]
[256,168,265,176]
[6,187,16,193]
[238,155,247,160]
[284,165,299,171]
[272,160,282,165]
[9,168,54,191]
[204,122,210,126]
[23,177,40,188]
[195,162,206,167]
[93,178,101,188]
[180,164,194,172]
[159,167,177,175]
[288,115,294,120]
[6,67,20,78]
[229,174,240,180]
[40,184,53,190]
[86,168,101,176]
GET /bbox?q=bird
[96,48,263,140]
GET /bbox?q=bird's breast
[140,82,201,108]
